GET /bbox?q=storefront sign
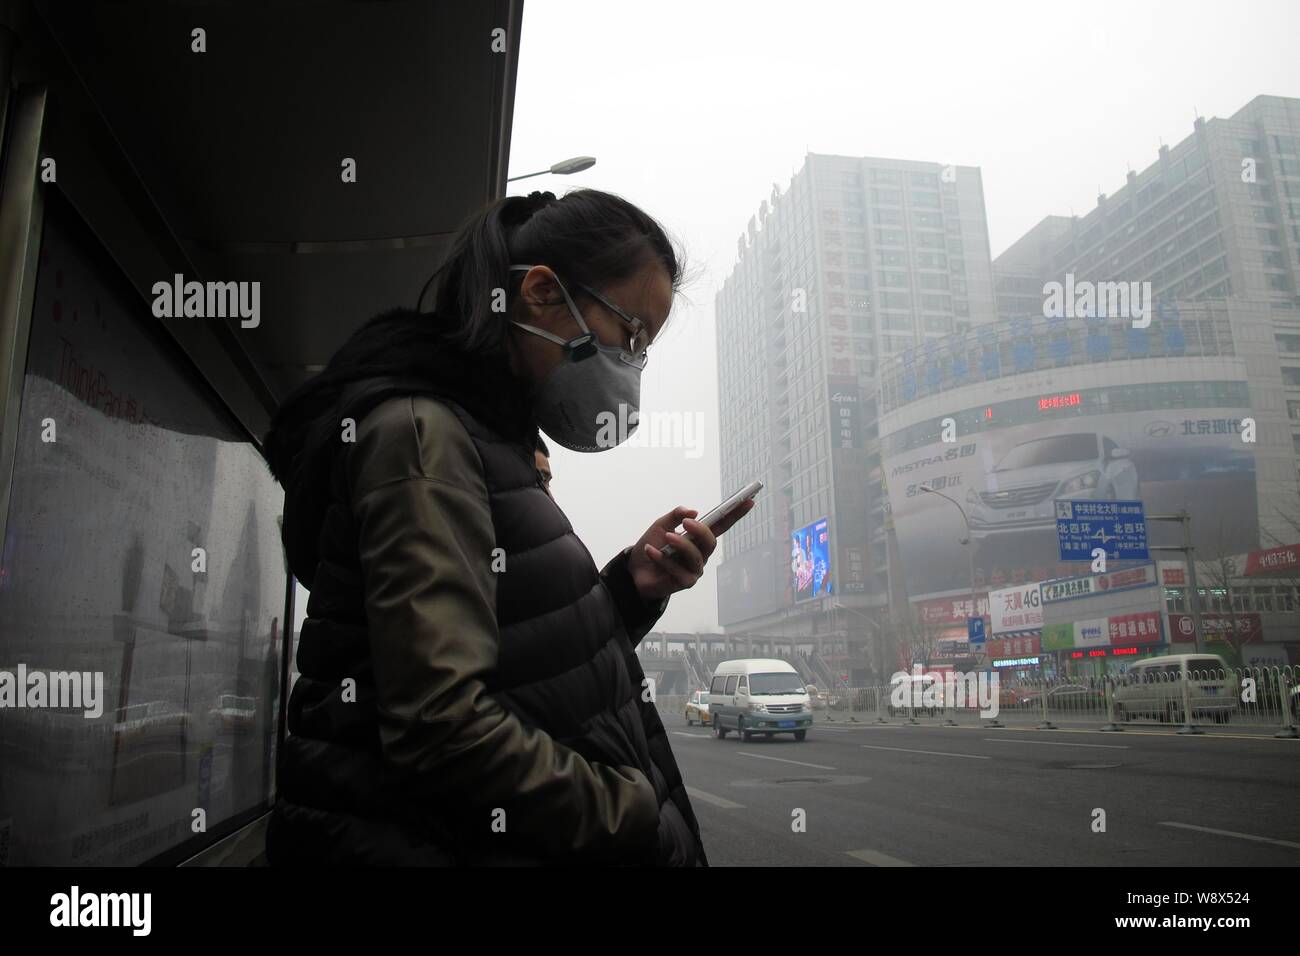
[1244,544,1300,577]
[989,583,1043,635]
[985,635,1041,658]
[1106,610,1162,644]
[1040,563,1157,604]
[1170,612,1263,644]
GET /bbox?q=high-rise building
[992,216,1072,319]
[714,153,997,676]
[994,95,1300,482]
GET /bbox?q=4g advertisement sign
[989,582,1043,636]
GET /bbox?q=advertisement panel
[1106,610,1163,645]
[1040,564,1157,604]
[1170,613,1263,645]
[828,379,861,451]
[986,635,1042,658]
[1244,544,1300,577]
[791,518,831,601]
[882,383,1257,598]
[1158,561,1187,587]
[1041,622,1073,652]
[915,594,990,626]
[1043,616,1134,651]
[717,541,783,626]
[1075,617,1110,648]
[989,582,1043,635]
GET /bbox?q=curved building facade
[876,300,1300,605]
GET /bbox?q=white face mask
[508,265,648,453]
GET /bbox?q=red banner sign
[1244,545,1300,577]
[1170,612,1263,644]
[1106,610,1162,644]
[915,595,990,626]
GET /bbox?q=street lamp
[507,155,596,182]
[918,483,980,651]
[833,602,881,683]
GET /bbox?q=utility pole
[1149,510,1202,654]
[919,484,982,667]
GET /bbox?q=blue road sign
[967,616,986,644]
[1055,499,1149,561]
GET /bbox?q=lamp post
[919,484,980,649]
[1149,510,1202,654]
[833,601,879,662]
[833,602,879,722]
[507,155,596,182]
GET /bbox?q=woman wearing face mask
[261,189,748,866]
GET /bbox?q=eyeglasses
[577,283,652,368]
[509,264,654,368]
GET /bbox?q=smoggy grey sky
[506,0,1300,633]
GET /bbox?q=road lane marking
[981,738,1128,749]
[953,725,1294,741]
[737,752,836,770]
[847,849,916,867]
[672,732,711,739]
[685,786,745,810]
[860,744,989,760]
[1158,822,1300,850]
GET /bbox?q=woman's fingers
[662,531,705,574]
[655,506,698,534]
[645,542,700,587]
[679,518,717,561]
[708,498,755,537]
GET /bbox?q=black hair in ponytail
[419,188,683,356]
[262,188,682,486]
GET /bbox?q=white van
[708,659,813,741]
[1112,653,1235,723]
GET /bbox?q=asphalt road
[665,713,1300,866]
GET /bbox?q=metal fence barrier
[657,665,1298,738]
[823,665,1298,736]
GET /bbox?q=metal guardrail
[825,666,1299,736]
[655,666,1299,738]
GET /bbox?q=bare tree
[888,603,947,669]
[1261,504,1300,547]
[1195,519,1251,665]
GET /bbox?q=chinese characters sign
[1055,499,1149,561]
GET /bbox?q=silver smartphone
[659,480,763,557]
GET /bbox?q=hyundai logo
[1146,420,1174,437]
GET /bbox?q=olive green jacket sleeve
[346,395,660,859]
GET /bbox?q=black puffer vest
[267,368,707,866]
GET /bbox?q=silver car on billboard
[967,432,1139,541]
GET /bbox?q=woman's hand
[627,500,756,603]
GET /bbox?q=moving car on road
[1113,654,1235,723]
[684,689,711,726]
[709,659,813,741]
[1016,683,1105,712]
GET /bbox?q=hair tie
[526,190,557,212]
[505,190,557,230]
